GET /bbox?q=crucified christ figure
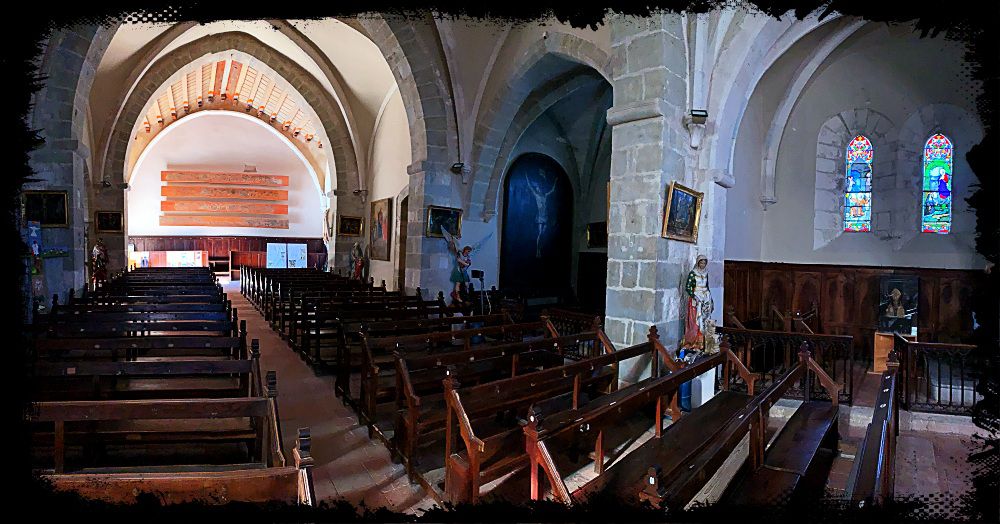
[527,169,557,258]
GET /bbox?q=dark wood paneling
[130,236,326,272]
[725,260,981,363]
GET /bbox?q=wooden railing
[845,355,899,508]
[718,326,855,404]
[894,334,980,415]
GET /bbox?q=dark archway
[500,153,573,298]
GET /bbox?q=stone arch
[102,31,364,269]
[27,24,118,299]
[813,108,897,249]
[470,32,613,220]
[480,71,608,220]
[895,103,983,244]
[105,32,359,197]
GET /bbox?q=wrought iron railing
[894,334,980,415]
[717,326,855,404]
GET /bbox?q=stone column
[403,160,457,298]
[604,13,723,385]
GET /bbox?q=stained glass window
[843,135,873,232]
[921,133,953,234]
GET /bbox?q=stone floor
[226,284,437,513]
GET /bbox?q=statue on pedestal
[91,238,109,284]
[682,254,715,351]
[350,241,367,281]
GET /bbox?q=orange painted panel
[161,171,288,187]
[213,60,226,96]
[226,61,242,97]
[161,186,288,201]
[160,215,289,229]
[161,201,288,214]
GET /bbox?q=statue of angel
[441,227,493,305]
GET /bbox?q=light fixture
[689,109,708,125]
[450,162,465,174]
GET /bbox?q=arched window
[921,133,953,234]
[843,135,873,232]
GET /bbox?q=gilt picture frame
[661,181,703,243]
[369,199,392,261]
[425,205,463,238]
[338,215,363,236]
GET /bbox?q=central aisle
[226,284,436,512]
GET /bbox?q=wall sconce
[207,91,214,102]
[155,115,163,125]
[221,91,227,101]
[197,96,203,108]
[450,162,465,174]
[683,109,709,149]
[689,109,708,125]
[169,107,177,118]
[182,101,190,113]
[143,121,150,133]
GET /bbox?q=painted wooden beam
[161,171,289,187]
[161,201,288,215]
[159,215,289,229]
[161,186,288,201]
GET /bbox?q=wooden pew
[844,353,899,509]
[32,331,247,363]
[441,331,666,504]
[359,319,555,434]
[31,338,262,401]
[395,331,612,480]
[522,336,758,504]
[631,344,840,511]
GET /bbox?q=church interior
[18,6,995,519]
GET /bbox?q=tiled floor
[227,285,437,513]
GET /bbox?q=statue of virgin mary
[682,254,714,350]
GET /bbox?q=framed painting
[370,198,392,261]
[425,205,463,238]
[94,211,123,233]
[338,215,363,236]
[661,181,703,243]
[23,191,68,227]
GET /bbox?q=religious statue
[441,227,493,305]
[91,238,109,284]
[527,169,557,258]
[884,288,906,318]
[682,254,715,350]
[349,241,366,281]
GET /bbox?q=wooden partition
[724,261,981,366]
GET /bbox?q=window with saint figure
[843,135,873,232]
[921,133,953,234]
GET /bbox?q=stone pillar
[604,14,724,385]
[404,160,457,298]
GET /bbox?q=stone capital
[606,98,671,127]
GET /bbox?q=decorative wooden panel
[160,216,289,228]
[159,169,290,229]
[725,261,982,364]
[160,171,289,186]
[161,201,289,215]
[161,186,288,200]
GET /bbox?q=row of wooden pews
[27,267,315,506]
[517,338,843,510]
[242,265,855,510]
[242,266,619,502]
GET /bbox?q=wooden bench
[395,330,613,480]
[844,354,899,509]
[441,330,667,504]
[359,319,556,434]
[31,338,262,401]
[631,344,841,511]
[522,336,758,504]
